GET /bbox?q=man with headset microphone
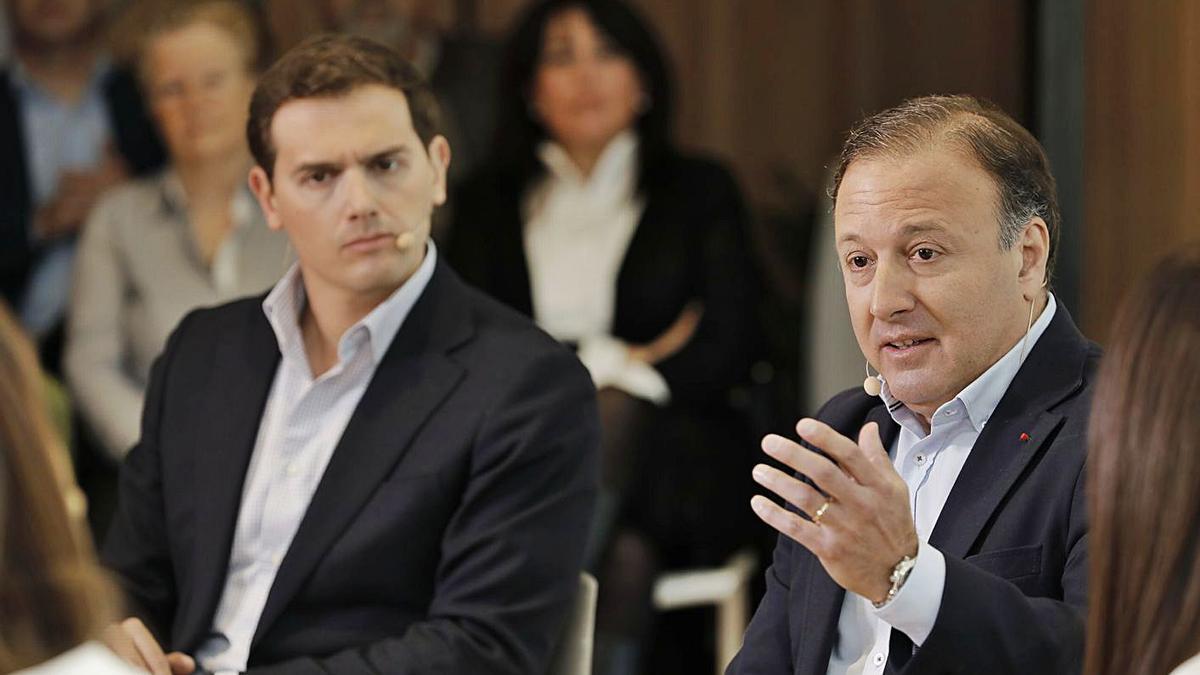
[729,95,1100,675]
[101,35,599,675]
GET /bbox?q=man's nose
[340,168,379,222]
[869,259,916,320]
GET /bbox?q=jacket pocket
[965,544,1043,581]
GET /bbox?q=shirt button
[945,408,957,416]
[873,652,886,667]
[272,553,283,566]
[914,454,927,465]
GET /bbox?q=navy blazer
[102,260,600,674]
[729,306,1100,675]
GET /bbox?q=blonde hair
[0,302,119,672]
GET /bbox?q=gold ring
[813,499,832,525]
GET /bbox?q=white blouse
[521,131,668,404]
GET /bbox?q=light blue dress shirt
[826,294,1058,675]
[10,56,114,337]
[195,243,438,674]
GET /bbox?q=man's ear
[1017,216,1051,296]
[248,167,283,231]
[427,135,452,207]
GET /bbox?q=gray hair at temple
[830,94,1061,283]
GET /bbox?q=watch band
[873,553,918,609]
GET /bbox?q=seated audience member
[1086,250,1200,675]
[101,35,599,675]
[64,1,288,460]
[0,0,164,354]
[0,301,138,675]
[730,95,1100,674]
[447,1,761,672]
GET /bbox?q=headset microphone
[394,231,415,250]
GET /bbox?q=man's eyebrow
[836,222,952,247]
[363,146,409,162]
[292,160,341,178]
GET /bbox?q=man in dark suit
[729,95,1098,675]
[101,35,598,675]
[0,0,164,351]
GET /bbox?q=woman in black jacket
[447,2,762,671]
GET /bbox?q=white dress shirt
[522,130,669,404]
[826,294,1057,675]
[194,244,438,674]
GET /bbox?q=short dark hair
[831,95,1061,281]
[495,0,674,194]
[247,34,441,178]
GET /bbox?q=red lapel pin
[1019,432,1031,442]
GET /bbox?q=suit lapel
[929,307,1089,558]
[250,263,473,647]
[178,307,280,648]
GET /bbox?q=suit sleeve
[246,346,601,675]
[654,163,762,406]
[902,464,1088,675]
[101,313,192,640]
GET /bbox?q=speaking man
[729,95,1099,675]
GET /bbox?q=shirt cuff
[576,335,671,405]
[872,540,945,647]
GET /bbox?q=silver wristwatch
[873,554,917,609]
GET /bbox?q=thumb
[167,652,195,675]
[857,421,887,463]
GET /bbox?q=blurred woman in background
[448,1,762,672]
[64,0,288,460]
[1086,249,1200,675]
[0,301,136,674]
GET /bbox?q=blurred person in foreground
[1086,249,1200,675]
[0,301,137,674]
[730,95,1100,674]
[64,0,288,461]
[0,0,164,358]
[100,34,598,675]
[448,1,761,672]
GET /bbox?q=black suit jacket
[446,153,762,408]
[729,306,1100,675]
[102,260,600,674]
[0,65,165,306]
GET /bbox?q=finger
[102,623,152,672]
[122,617,171,675]
[761,434,857,500]
[857,422,891,469]
[167,652,196,675]
[751,495,820,549]
[795,418,878,486]
[752,463,829,518]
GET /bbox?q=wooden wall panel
[474,1,1028,211]
[1084,1,1200,341]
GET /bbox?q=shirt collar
[537,129,639,193]
[158,170,258,231]
[9,54,112,102]
[879,293,1059,435]
[262,240,439,370]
